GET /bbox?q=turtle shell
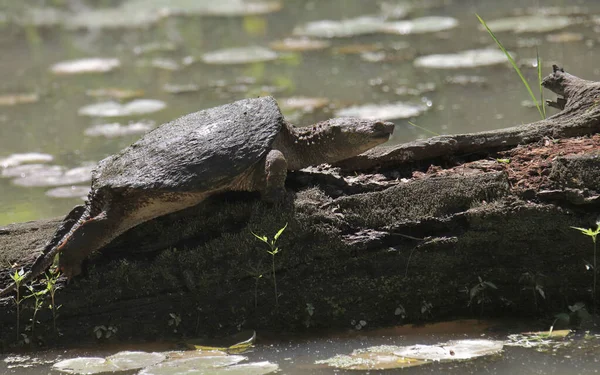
[92,96,284,193]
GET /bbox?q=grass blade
[476,14,544,120]
[407,121,440,137]
[536,49,546,119]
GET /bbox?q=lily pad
[316,352,426,371]
[317,340,503,371]
[293,16,384,38]
[137,58,181,71]
[336,102,428,120]
[201,46,278,65]
[53,357,118,374]
[2,164,63,179]
[414,49,510,69]
[163,84,201,94]
[86,88,145,100]
[393,339,504,360]
[382,16,458,35]
[65,8,163,29]
[78,99,166,117]
[0,93,39,106]
[12,165,94,187]
[213,361,279,374]
[121,0,282,17]
[106,351,167,371]
[50,58,121,75]
[84,121,155,137]
[0,153,53,168]
[139,355,247,375]
[45,186,90,199]
[481,15,572,33]
[279,97,330,112]
[53,351,166,374]
[269,38,331,52]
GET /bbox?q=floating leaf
[50,58,121,75]
[481,15,572,33]
[45,186,90,199]
[65,8,163,29]
[52,357,119,374]
[393,340,504,360]
[317,351,426,370]
[185,330,256,353]
[0,93,39,106]
[86,88,145,100]
[163,84,201,94]
[414,49,511,69]
[293,16,384,38]
[53,352,166,374]
[122,0,282,17]
[84,121,155,137]
[201,46,278,65]
[2,164,63,178]
[335,102,428,120]
[279,97,330,112]
[0,153,53,168]
[105,351,167,371]
[12,165,94,187]
[269,38,331,52]
[78,99,166,117]
[139,355,247,375]
[382,16,458,35]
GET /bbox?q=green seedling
[9,269,26,341]
[476,14,545,120]
[25,285,47,340]
[251,223,288,308]
[571,223,600,313]
[469,276,498,318]
[496,158,511,164]
[45,271,62,335]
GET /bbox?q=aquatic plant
[45,271,61,335]
[476,14,545,120]
[9,269,26,341]
[25,284,47,340]
[251,223,288,308]
[519,271,545,311]
[571,222,600,314]
[468,276,497,317]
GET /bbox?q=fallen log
[1,66,599,348]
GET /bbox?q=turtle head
[318,118,394,162]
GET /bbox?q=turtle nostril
[374,121,395,135]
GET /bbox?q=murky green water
[2,321,600,374]
[1,0,600,225]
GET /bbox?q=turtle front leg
[263,149,287,202]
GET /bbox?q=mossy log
[1,66,600,347]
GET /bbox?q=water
[2,321,600,374]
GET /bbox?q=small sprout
[395,305,406,318]
[306,303,315,317]
[496,158,511,164]
[251,223,288,308]
[168,313,182,333]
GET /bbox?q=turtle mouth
[371,121,395,139]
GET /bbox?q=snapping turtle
[0,96,393,296]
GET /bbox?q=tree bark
[1,66,599,348]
